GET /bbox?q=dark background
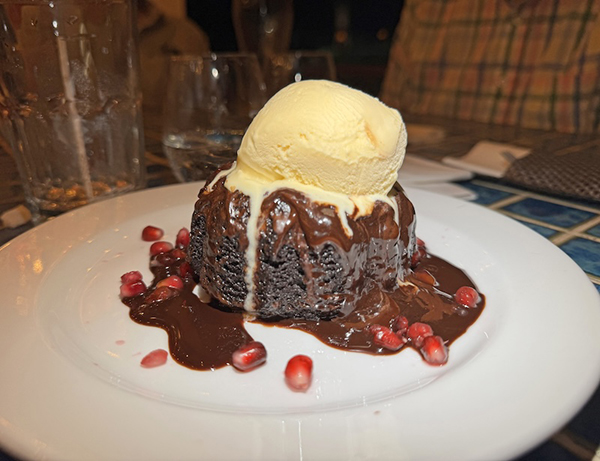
[187,0,405,96]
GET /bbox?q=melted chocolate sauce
[123,253,252,370]
[256,253,484,355]
[121,177,484,370]
[122,247,484,369]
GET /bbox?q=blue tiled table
[0,116,599,460]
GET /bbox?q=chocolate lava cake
[189,172,417,320]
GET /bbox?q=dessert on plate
[120,80,484,379]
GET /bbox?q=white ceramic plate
[1,183,599,461]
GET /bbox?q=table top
[0,116,599,461]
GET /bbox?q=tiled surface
[561,239,600,278]
[587,224,600,239]
[456,180,514,205]
[514,219,559,238]
[464,180,600,284]
[501,198,596,228]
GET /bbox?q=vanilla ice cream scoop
[236,80,406,196]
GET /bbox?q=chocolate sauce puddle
[256,254,484,355]
[123,253,252,370]
[122,249,484,370]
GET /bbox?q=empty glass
[162,54,267,182]
[232,0,294,65]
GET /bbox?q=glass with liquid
[163,54,266,181]
[0,0,145,223]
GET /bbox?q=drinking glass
[232,0,294,65]
[162,54,267,182]
[263,50,337,96]
[0,0,145,223]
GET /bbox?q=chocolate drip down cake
[190,80,414,320]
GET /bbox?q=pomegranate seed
[420,336,448,365]
[392,316,409,335]
[370,324,405,351]
[454,286,480,308]
[232,341,267,371]
[156,275,184,290]
[285,355,313,392]
[141,225,164,241]
[416,237,426,248]
[150,241,173,256]
[176,228,190,248]
[140,349,168,368]
[414,269,436,285]
[120,280,146,298]
[170,248,187,260]
[411,247,427,268]
[120,270,143,284]
[144,286,177,303]
[179,261,193,277]
[407,322,434,348]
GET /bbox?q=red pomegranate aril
[416,237,426,248]
[407,322,434,348]
[150,241,173,256]
[170,248,187,260]
[141,349,168,368]
[370,324,405,351]
[232,341,267,371]
[120,280,146,298]
[454,286,480,308]
[176,228,191,248]
[179,261,193,277]
[156,275,184,290]
[120,270,143,284]
[285,355,313,392]
[141,225,164,241]
[392,315,409,335]
[144,286,177,303]
[420,335,448,365]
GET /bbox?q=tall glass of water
[0,0,145,223]
[162,53,267,182]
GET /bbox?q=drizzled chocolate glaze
[191,178,417,319]
[122,183,484,370]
